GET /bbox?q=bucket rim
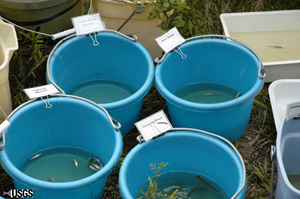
[276,117,300,194]
[0,96,123,191]
[155,38,264,112]
[0,0,70,10]
[46,31,155,111]
[119,128,246,199]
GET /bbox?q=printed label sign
[155,27,185,53]
[72,13,104,36]
[135,110,173,142]
[286,103,300,120]
[24,84,59,99]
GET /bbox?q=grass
[1,0,300,198]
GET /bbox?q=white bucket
[269,79,300,132]
[91,0,166,60]
[0,19,18,120]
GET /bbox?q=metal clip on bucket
[47,30,137,94]
[0,94,121,150]
[155,34,266,80]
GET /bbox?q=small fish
[88,155,104,172]
[267,45,282,49]
[91,155,104,168]
[73,159,79,170]
[90,163,102,171]
[202,93,215,96]
[196,175,218,194]
[30,152,41,160]
[235,92,241,98]
[89,164,99,172]
[48,177,56,182]
[187,188,203,199]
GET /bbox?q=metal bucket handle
[47,30,137,94]
[155,34,266,79]
[147,127,247,199]
[0,94,121,150]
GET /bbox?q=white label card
[135,110,173,142]
[286,103,300,120]
[72,13,104,36]
[24,84,59,99]
[155,27,186,53]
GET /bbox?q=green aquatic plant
[139,162,177,199]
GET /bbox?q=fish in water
[73,159,79,170]
[196,175,219,194]
[235,92,241,98]
[202,93,215,96]
[89,164,99,172]
[267,45,282,49]
[187,188,203,199]
[88,155,104,171]
[48,177,56,182]
[30,153,41,160]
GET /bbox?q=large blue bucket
[155,35,265,142]
[0,95,123,199]
[47,31,154,135]
[119,128,246,199]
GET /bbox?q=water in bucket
[20,147,103,182]
[174,82,241,104]
[68,80,135,104]
[288,173,300,190]
[136,171,230,199]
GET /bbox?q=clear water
[136,171,230,199]
[288,173,300,190]
[20,147,98,182]
[174,82,241,104]
[68,80,135,104]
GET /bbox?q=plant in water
[139,162,177,199]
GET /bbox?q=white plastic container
[276,111,300,199]
[220,10,300,82]
[0,19,18,120]
[269,79,300,132]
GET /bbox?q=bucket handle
[155,34,266,79]
[157,127,247,199]
[0,105,10,150]
[0,94,121,150]
[47,30,137,94]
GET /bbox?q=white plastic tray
[220,10,300,82]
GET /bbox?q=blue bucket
[119,128,246,199]
[155,35,265,142]
[276,113,300,198]
[47,31,154,135]
[0,95,123,199]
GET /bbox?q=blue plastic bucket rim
[120,127,246,199]
[46,31,155,111]
[0,94,123,191]
[276,116,300,194]
[155,35,265,112]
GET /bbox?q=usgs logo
[3,189,33,198]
